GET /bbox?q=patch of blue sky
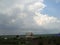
[41,0,60,18]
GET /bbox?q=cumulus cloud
[34,12,60,25]
[0,0,60,35]
[33,12,60,29]
[28,2,46,12]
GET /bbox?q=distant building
[25,32,34,38]
[25,32,39,45]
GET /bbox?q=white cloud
[17,0,44,4]
[0,0,60,34]
[28,2,46,12]
[33,12,60,29]
[9,19,16,24]
[17,13,27,19]
[34,12,60,25]
[15,4,24,11]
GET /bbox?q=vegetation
[0,34,60,45]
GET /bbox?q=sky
[0,0,60,35]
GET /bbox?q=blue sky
[42,0,60,18]
[0,0,60,35]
